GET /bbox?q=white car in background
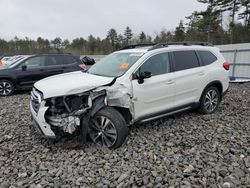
[0,55,25,66]
[0,56,12,65]
[30,42,230,149]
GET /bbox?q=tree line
[0,0,249,56]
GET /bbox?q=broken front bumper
[30,100,56,138]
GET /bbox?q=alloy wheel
[204,89,219,113]
[0,81,13,96]
[89,116,118,148]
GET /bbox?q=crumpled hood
[34,71,114,99]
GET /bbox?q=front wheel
[88,107,129,149]
[198,86,221,114]
[0,79,15,96]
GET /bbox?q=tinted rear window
[198,51,217,66]
[57,55,78,65]
[173,51,200,71]
[47,55,77,66]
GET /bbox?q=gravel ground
[0,83,250,188]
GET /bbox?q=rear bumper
[30,101,56,138]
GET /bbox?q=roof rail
[37,52,73,55]
[120,43,156,50]
[148,42,213,51]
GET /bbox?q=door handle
[165,80,174,85]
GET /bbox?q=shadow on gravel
[13,90,30,95]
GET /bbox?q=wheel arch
[200,80,223,102]
[0,77,16,87]
[112,106,132,124]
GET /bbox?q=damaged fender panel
[105,81,135,119]
[106,84,131,108]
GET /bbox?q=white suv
[30,42,230,149]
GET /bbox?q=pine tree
[174,20,185,41]
[117,34,124,45]
[51,37,62,50]
[106,28,118,47]
[124,26,133,45]
[238,0,250,27]
[62,39,70,48]
[139,32,146,43]
[197,0,241,43]
[185,7,227,44]
[87,35,97,54]
[37,37,50,53]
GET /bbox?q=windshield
[5,56,24,66]
[8,56,29,68]
[87,52,143,77]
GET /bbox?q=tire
[198,86,221,114]
[88,107,129,149]
[0,79,15,96]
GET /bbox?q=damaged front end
[30,87,107,139]
[30,78,134,142]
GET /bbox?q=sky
[0,0,207,41]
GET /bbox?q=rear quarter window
[173,50,200,71]
[197,51,218,66]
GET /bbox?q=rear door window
[173,51,200,71]
[46,55,77,66]
[197,51,217,66]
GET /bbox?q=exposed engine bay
[45,94,92,134]
[42,87,116,135]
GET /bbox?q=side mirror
[143,71,152,78]
[137,71,152,84]
[22,64,27,71]
[81,56,95,66]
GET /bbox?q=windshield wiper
[81,69,88,73]
[89,73,103,76]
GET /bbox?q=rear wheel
[198,86,221,114]
[0,80,14,96]
[88,107,129,149]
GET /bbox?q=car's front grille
[31,88,43,113]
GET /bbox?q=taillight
[79,64,86,69]
[223,62,230,70]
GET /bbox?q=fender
[0,76,18,88]
[79,96,106,144]
[90,96,106,117]
[0,76,16,83]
